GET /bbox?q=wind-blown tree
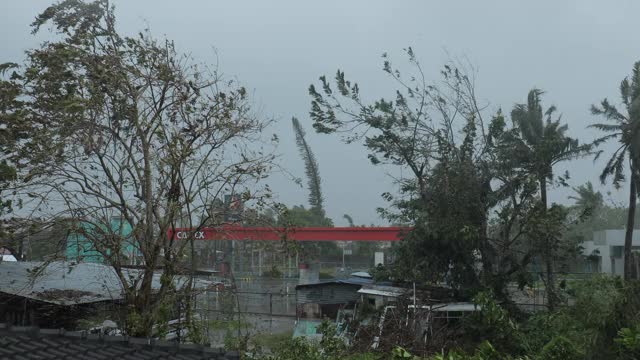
[0,0,274,337]
[510,90,583,207]
[309,51,487,289]
[568,182,604,217]
[485,111,546,299]
[590,61,640,280]
[290,117,338,261]
[309,49,541,297]
[0,63,21,243]
[508,89,587,309]
[292,117,325,217]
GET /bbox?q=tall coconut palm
[589,61,640,281]
[510,89,586,309]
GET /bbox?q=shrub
[615,325,640,359]
[537,336,583,360]
[466,292,519,353]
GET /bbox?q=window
[612,246,623,258]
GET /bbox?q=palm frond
[591,99,627,122]
[630,61,640,101]
[600,144,627,187]
[588,123,623,132]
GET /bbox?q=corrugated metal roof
[296,282,362,305]
[0,261,210,306]
[431,302,479,312]
[295,276,373,289]
[357,285,406,298]
[350,271,372,279]
[0,323,238,359]
[408,302,480,312]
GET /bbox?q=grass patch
[252,330,293,351]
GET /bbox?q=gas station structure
[169,226,409,242]
[168,226,410,277]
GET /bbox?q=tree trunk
[624,172,637,280]
[539,176,548,209]
[539,175,557,310]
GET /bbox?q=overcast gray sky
[2,1,639,225]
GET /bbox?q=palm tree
[568,182,604,216]
[510,89,586,309]
[292,117,325,217]
[589,61,640,281]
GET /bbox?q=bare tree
[1,0,275,337]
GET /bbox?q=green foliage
[466,292,519,354]
[537,336,583,360]
[259,321,345,360]
[392,347,420,359]
[185,317,207,345]
[308,50,574,302]
[264,336,323,360]
[509,89,586,193]
[589,61,640,188]
[2,0,275,337]
[219,291,237,321]
[279,205,334,227]
[514,276,632,359]
[507,88,587,309]
[278,205,339,259]
[426,341,521,360]
[615,325,640,359]
[262,264,283,278]
[319,270,334,279]
[318,321,347,356]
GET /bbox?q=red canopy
[168,226,409,242]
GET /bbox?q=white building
[582,230,640,275]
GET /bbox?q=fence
[200,289,297,318]
[194,271,602,333]
[195,288,298,344]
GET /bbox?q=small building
[0,261,210,329]
[295,276,373,320]
[357,284,407,308]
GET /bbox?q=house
[581,229,640,275]
[295,277,372,320]
[0,261,211,329]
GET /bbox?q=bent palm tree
[292,117,325,217]
[510,89,586,309]
[589,61,640,281]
